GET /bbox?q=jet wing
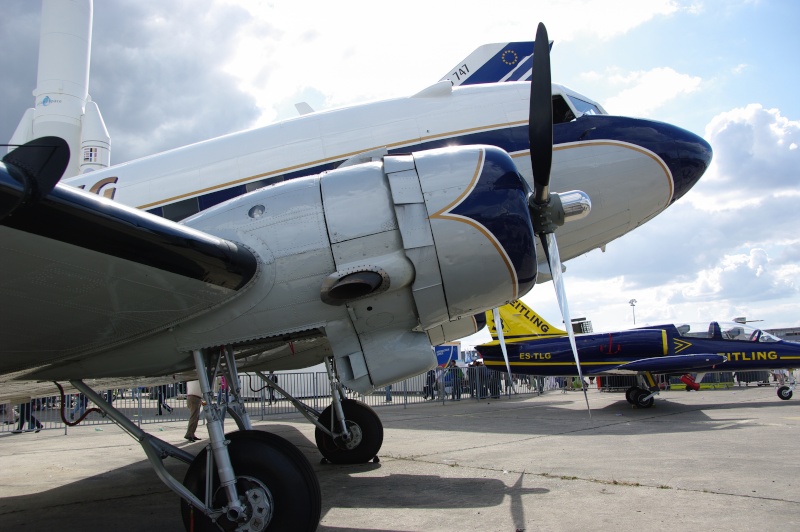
[0,180,258,377]
[607,354,727,374]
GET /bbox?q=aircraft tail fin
[485,300,567,341]
[439,40,552,87]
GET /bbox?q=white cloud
[698,104,800,192]
[600,67,702,117]
[218,0,683,126]
[676,248,797,302]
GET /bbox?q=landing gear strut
[65,345,321,531]
[777,373,795,400]
[315,399,383,464]
[181,431,320,531]
[625,373,659,408]
[256,357,384,464]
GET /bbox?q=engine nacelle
[183,145,536,392]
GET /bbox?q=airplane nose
[671,128,713,202]
[557,116,712,203]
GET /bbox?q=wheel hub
[213,476,273,531]
[334,420,363,450]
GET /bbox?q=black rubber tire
[315,399,383,464]
[777,386,793,400]
[180,430,320,532]
[632,389,654,408]
[625,387,639,404]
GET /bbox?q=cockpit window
[552,95,576,124]
[755,330,780,343]
[678,321,781,342]
[568,96,603,116]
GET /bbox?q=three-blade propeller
[494,23,590,416]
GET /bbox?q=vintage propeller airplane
[477,300,800,408]
[1,1,712,530]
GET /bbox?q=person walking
[449,361,463,401]
[184,380,202,442]
[384,384,393,402]
[12,400,42,433]
[70,393,88,420]
[156,385,173,415]
[267,371,278,405]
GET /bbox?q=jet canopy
[675,321,780,343]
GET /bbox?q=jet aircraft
[477,300,800,408]
[1,2,712,530]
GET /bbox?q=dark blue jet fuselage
[477,322,800,376]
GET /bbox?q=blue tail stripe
[459,41,534,86]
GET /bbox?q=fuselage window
[245,175,284,192]
[162,197,200,222]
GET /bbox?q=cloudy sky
[2,0,798,344]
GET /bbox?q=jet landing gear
[625,386,656,408]
[625,374,660,408]
[256,357,384,464]
[777,374,795,400]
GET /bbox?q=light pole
[629,299,637,324]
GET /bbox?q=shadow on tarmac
[1,390,794,530]
[378,389,798,439]
[0,423,546,530]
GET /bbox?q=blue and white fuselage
[64,81,712,272]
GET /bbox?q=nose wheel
[315,399,383,464]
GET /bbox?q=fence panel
[1,369,568,434]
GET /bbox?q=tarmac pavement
[0,385,798,531]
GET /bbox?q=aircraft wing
[0,180,259,380]
[606,354,728,375]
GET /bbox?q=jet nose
[558,115,713,203]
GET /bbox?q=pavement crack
[380,454,800,505]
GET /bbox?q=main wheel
[777,386,793,400]
[625,387,640,404]
[632,389,654,408]
[315,399,383,464]
[180,430,320,532]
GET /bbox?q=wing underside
[0,181,258,378]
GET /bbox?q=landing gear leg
[777,373,795,400]
[315,357,384,464]
[254,358,384,464]
[220,345,252,431]
[182,348,321,531]
[627,373,659,408]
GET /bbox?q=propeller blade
[541,232,591,416]
[492,307,516,394]
[529,22,553,205]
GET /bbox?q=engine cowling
[182,145,537,391]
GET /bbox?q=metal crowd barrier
[0,369,557,434]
